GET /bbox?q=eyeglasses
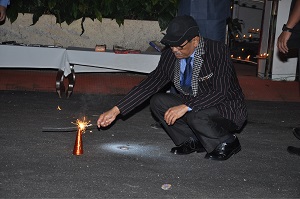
[171,39,192,50]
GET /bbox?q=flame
[72,117,91,133]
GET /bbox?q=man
[277,0,300,54]
[147,0,231,130]
[97,15,247,161]
[177,0,231,43]
[0,0,10,22]
[277,0,300,156]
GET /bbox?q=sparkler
[72,117,90,156]
[42,124,95,132]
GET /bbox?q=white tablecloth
[0,45,68,71]
[0,45,161,76]
[65,48,160,75]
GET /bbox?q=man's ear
[192,36,200,47]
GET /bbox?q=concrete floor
[0,91,299,198]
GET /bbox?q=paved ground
[0,90,299,198]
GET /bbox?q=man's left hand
[164,104,189,125]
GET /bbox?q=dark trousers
[150,93,237,152]
[298,49,300,82]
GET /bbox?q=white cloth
[66,49,160,75]
[0,45,160,76]
[0,45,68,71]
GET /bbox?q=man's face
[170,36,200,59]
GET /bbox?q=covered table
[0,44,68,97]
[65,47,160,74]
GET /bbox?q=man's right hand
[97,106,120,128]
[164,104,189,126]
[0,5,7,22]
[277,31,292,54]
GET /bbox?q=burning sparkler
[72,117,91,156]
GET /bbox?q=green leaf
[48,0,56,10]
[94,9,103,22]
[31,7,45,25]
[72,3,78,19]
[78,3,87,14]
[151,0,159,5]
[6,2,20,23]
[115,18,124,27]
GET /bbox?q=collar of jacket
[174,36,205,96]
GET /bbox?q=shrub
[6,0,179,34]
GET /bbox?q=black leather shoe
[170,138,206,155]
[204,136,241,161]
[287,146,300,156]
[293,128,300,140]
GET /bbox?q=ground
[0,91,299,198]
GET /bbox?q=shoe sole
[170,149,206,155]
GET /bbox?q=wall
[238,6,263,36]
[0,13,164,51]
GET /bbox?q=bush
[6,0,179,34]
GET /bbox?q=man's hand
[97,106,120,128]
[277,31,292,54]
[164,104,189,125]
[0,5,7,22]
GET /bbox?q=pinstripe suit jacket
[116,38,247,129]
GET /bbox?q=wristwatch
[282,24,293,32]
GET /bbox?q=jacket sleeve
[116,48,175,115]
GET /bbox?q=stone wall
[0,13,164,51]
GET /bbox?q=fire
[72,117,91,132]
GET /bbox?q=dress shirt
[180,52,195,82]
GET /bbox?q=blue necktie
[182,57,192,90]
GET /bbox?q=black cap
[161,15,199,47]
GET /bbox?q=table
[65,47,160,74]
[0,45,161,97]
[63,47,160,97]
[0,44,67,70]
[0,44,68,97]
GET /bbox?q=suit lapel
[174,37,205,96]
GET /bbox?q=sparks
[72,117,91,133]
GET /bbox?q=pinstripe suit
[116,37,247,151]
